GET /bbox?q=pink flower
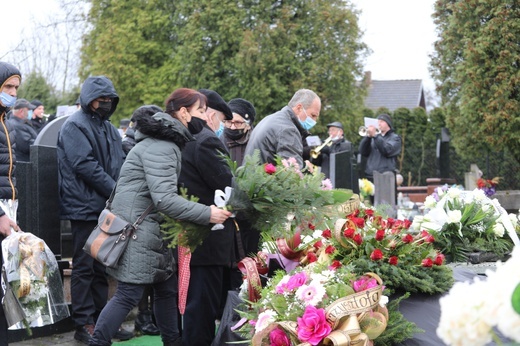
[264,163,277,175]
[286,272,308,291]
[352,275,378,292]
[321,179,333,190]
[297,305,332,345]
[269,328,291,346]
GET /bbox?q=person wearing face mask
[57,76,132,344]
[0,61,23,346]
[7,99,38,162]
[221,98,256,166]
[29,99,47,133]
[244,89,321,169]
[310,121,352,180]
[177,88,239,346]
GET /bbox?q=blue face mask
[28,110,33,119]
[299,108,316,131]
[215,121,225,138]
[0,92,17,108]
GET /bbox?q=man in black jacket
[177,89,237,346]
[7,99,38,162]
[57,76,131,344]
[0,61,22,346]
[311,121,352,180]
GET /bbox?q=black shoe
[74,324,95,345]
[114,326,134,341]
[135,311,160,336]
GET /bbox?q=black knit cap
[31,100,43,108]
[228,98,256,124]
[198,89,233,120]
[377,113,393,129]
[131,105,163,122]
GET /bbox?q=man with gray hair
[244,89,321,168]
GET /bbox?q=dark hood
[79,76,119,118]
[134,112,194,150]
[0,62,22,114]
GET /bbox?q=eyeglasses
[224,120,248,129]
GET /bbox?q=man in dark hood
[57,76,130,344]
[0,61,22,346]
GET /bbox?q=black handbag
[83,185,153,268]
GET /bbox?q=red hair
[164,88,206,118]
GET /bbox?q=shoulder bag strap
[105,181,118,210]
[132,203,155,228]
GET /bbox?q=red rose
[421,258,433,267]
[313,240,323,249]
[308,223,316,230]
[386,218,396,228]
[325,245,335,254]
[306,252,317,263]
[421,230,435,243]
[343,228,355,239]
[353,234,363,245]
[370,249,383,261]
[402,234,414,243]
[322,229,332,239]
[375,229,385,241]
[388,256,398,265]
[434,253,445,266]
[352,217,365,228]
[365,209,374,217]
[264,163,277,174]
[329,260,342,270]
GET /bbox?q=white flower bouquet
[412,187,518,262]
[1,199,69,330]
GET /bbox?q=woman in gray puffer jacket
[90,88,232,346]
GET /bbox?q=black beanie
[31,100,43,108]
[377,113,393,129]
[198,89,233,120]
[228,98,256,125]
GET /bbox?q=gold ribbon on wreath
[16,233,46,298]
[334,218,357,248]
[252,273,386,346]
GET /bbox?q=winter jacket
[179,117,235,267]
[121,126,136,155]
[359,129,402,178]
[244,106,310,168]
[57,76,125,221]
[7,116,38,162]
[30,117,47,134]
[311,138,352,179]
[0,63,21,213]
[107,112,211,284]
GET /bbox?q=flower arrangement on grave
[358,178,375,203]
[413,186,517,262]
[437,246,520,346]
[237,261,392,346]
[162,151,352,252]
[327,206,454,295]
[476,176,500,197]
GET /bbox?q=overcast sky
[3,0,438,95]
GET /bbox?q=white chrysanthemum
[437,279,493,346]
[493,222,505,237]
[509,213,518,228]
[447,210,462,224]
[424,195,437,208]
[255,309,277,332]
[295,281,326,306]
[410,215,424,231]
[472,188,487,202]
[425,209,448,231]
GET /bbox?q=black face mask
[225,128,245,140]
[96,101,112,117]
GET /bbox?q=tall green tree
[80,0,368,127]
[431,0,520,164]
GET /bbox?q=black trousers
[70,220,109,327]
[0,240,8,346]
[182,266,225,346]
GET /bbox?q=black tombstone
[436,127,450,178]
[329,151,359,193]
